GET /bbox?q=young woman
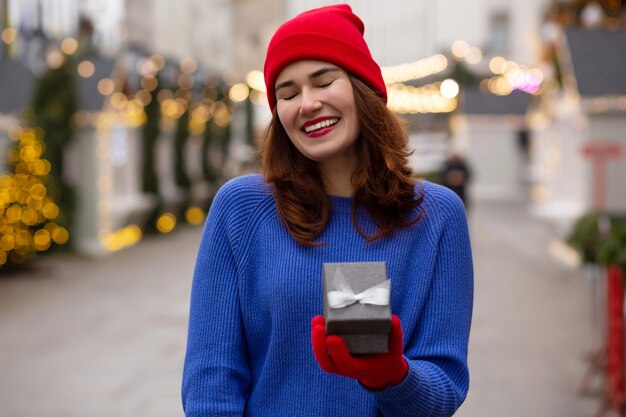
[182,4,473,417]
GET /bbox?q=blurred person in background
[182,4,473,416]
[440,152,472,210]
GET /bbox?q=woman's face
[274,60,360,165]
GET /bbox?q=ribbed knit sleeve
[372,183,474,417]
[182,176,272,416]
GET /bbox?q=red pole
[592,160,606,211]
[607,265,624,409]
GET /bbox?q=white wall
[528,106,589,233]
[464,116,527,200]
[233,0,286,77]
[125,0,233,74]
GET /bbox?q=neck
[318,155,357,197]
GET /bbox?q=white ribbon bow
[327,270,390,309]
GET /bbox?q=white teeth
[304,118,338,133]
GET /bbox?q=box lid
[323,262,391,335]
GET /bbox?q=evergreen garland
[174,106,191,188]
[245,94,255,146]
[173,104,192,217]
[568,212,626,274]
[141,72,162,233]
[567,212,604,264]
[201,116,218,186]
[141,73,161,195]
[30,53,78,249]
[598,217,626,273]
[219,113,232,158]
[200,84,232,208]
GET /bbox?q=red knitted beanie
[263,4,387,110]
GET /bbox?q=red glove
[311,315,409,390]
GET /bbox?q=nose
[299,87,322,115]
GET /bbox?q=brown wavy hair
[260,75,423,246]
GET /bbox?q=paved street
[0,199,600,416]
[458,201,597,417]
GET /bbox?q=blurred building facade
[125,0,233,75]
[529,23,626,235]
[289,0,546,67]
[121,0,548,78]
[232,0,285,78]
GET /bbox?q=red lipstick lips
[301,117,340,137]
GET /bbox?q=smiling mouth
[303,118,339,134]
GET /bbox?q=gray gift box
[322,262,391,355]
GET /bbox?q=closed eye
[279,92,298,101]
[317,76,339,89]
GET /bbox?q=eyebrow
[275,67,342,92]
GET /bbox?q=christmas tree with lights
[0,126,69,268]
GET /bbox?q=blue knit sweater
[182,174,473,417]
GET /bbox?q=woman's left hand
[311,315,408,390]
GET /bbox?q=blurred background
[0,0,625,416]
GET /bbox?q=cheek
[276,103,298,130]
[329,90,358,121]
[344,100,360,135]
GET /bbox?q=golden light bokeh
[27,196,43,210]
[451,40,470,59]
[185,206,205,225]
[181,57,198,74]
[157,89,174,103]
[101,225,142,252]
[246,70,266,93]
[178,73,195,89]
[21,209,39,226]
[33,229,51,251]
[229,83,250,103]
[5,206,22,223]
[141,76,159,92]
[78,60,96,78]
[150,54,165,71]
[134,90,152,105]
[60,37,79,55]
[466,47,483,65]
[0,235,15,251]
[156,213,177,234]
[31,160,52,176]
[440,79,460,99]
[386,83,458,114]
[42,202,60,220]
[489,56,506,74]
[381,54,448,84]
[1,28,17,44]
[110,92,129,110]
[46,50,64,69]
[51,227,70,245]
[97,78,116,96]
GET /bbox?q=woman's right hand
[310,315,408,390]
